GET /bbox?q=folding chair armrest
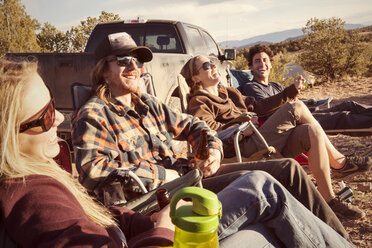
[217,123,249,141]
[127,170,148,193]
[218,122,250,163]
[218,120,272,163]
[114,168,149,194]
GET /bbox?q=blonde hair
[180,55,203,95]
[91,58,112,105]
[0,58,117,228]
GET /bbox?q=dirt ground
[299,77,372,248]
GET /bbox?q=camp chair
[55,138,73,174]
[228,69,253,88]
[177,74,282,163]
[70,76,153,193]
[70,81,151,194]
[217,119,281,163]
[70,74,205,210]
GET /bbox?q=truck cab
[85,19,235,108]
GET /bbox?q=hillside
[219,23,367,49]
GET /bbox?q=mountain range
[218,24,366,50]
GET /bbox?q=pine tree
[0,0,40,55]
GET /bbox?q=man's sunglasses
[106,56,144,68]
[198,60,215,72]
[19,89,55,133]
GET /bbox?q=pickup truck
[7,19,236,146]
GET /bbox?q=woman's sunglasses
[19,89,56,133]
[106,55,144,68]
[198,60,215,72]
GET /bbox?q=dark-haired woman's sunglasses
[106,56,144,68]
[198,60,215,72]
[19,92,56,133]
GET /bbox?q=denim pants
[217,171,353,248]
[202,158,349,239]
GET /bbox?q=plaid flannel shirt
[72,93,222,192]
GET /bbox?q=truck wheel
[167,96,188,156]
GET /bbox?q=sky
[23,0,372,43]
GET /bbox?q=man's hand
[197,148,221,178]
[293,75,306,91]
[165,169,180,183]
[150,200,188,230]
[150,204,174,230]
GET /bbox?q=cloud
[24,0,372,43]
[116,1,257,21]
[114,0,258,41]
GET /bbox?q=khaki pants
[241,102,311,158]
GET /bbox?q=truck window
[144,27,182,53]
[86,23,183,54]
[201,31,220,57]
[122,25,183,53]
[186,27,207,55]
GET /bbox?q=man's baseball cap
[94,32,153,64]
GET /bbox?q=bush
[269,52,294,87]
[298,17,368,82]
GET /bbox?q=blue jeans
[217,171,353,248]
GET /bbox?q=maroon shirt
[0,175,173,247]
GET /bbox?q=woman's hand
[198,148,221,178]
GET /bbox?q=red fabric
[295,152,309,166]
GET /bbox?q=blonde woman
[182,55,370,220]
[0,58,173,247]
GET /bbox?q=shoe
[332,155,372,180]
[328,197,365,220]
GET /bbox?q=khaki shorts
[241,102,311,158]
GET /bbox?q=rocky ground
[299,77,372,248]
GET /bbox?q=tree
[0,0,40,55]
[37,23,69,52]
[67,11,121,52]
[269,52,293,86]
[233,48,249,70]
[298,17,365,82]
[234,54,249,70]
